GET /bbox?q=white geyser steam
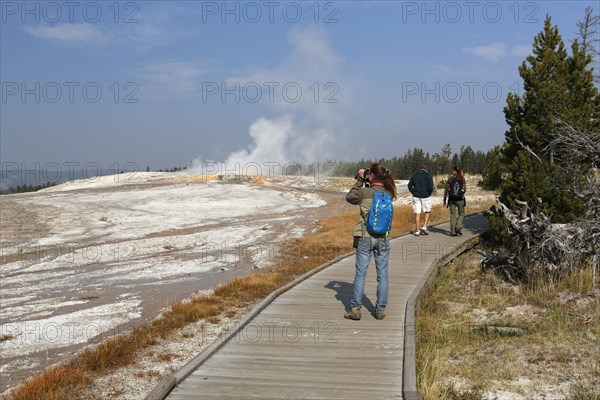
[189,115,335,177]
[191,26,346,177]
[224,116,333,173]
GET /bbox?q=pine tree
[480,145,503,190]
[499,15,600,223]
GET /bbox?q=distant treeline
[155,145,493,180]
[334,145,493,180]
[0,181,56,195]
[153,166,187,172]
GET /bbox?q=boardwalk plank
[164,216,487,400]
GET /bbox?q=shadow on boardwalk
[324,280,377,316]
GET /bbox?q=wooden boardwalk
[151,215,488,400]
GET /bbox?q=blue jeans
[350,236,390,310]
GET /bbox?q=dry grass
[416,249,600,399]
[6,194,495,400]
[0,334,15,343]
[155,352,174,363]
[4,365,93,400]
[168,174,220,183]
[431,173,483,190]
[170,173,266,184]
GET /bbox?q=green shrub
[482,212,509,247]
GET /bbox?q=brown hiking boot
[344,307,361,320]
[375,310,386,320]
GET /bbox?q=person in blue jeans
[344,163,397,320]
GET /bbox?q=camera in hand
[355,168,370,187]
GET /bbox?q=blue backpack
[366,191,394,237]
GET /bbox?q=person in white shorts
[407,165,434,236]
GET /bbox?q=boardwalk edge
[144,250,355,400]
[402,224,482,400]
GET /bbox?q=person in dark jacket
[407,165,434,236]
[443,166,467,236]
[344,163,397,321]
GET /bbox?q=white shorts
[412,197,432,214]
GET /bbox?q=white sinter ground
[0,172,326,392]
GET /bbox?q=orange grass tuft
[5,364,93,400]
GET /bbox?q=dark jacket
[346,177,387,237]
[407,169,434,198]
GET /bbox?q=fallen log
[481,196,599,286]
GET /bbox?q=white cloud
[22,6,188,50]
[135,27,347,103]
[122,6,192,50]
[226,26,347,120]
[23,24,107,46]
[431,64,454,74]
[463,42,530,62]
[285,27,344,79]
[135,61,209,99]
[509,45,531,58]
[463,42,507,62]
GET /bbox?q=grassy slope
[416,250,600,399]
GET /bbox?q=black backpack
[448,176,464,201]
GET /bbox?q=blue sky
[1,1,597,174]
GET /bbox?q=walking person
[443,166,467,236]
[344,163,397,321]
[407,165,434,236]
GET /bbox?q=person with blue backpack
[443,166,467,236]
[344,163,397,321]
